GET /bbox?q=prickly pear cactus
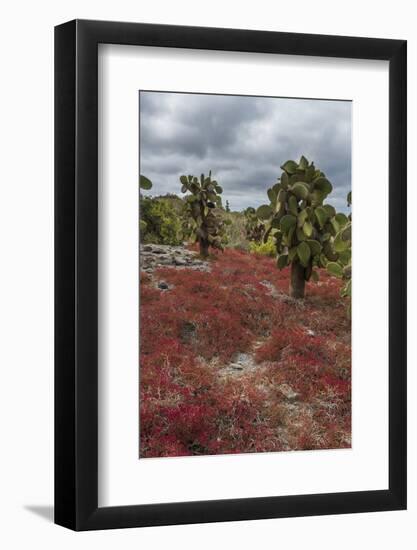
[244,207,265,243]
[139,175,153,235]
[326,192,352,308]
[139,174,153,190]
[257,156,345,298]
[179,171,227,257]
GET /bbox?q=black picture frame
[55,19,407,531]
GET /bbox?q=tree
[257,156,342,299]
[179,172,227,258]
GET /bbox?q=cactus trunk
[199,238,209,258]
[290,261,306,298]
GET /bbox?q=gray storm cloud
[139,91,351,213]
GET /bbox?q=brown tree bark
[290,261,306,299]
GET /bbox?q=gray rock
[277,384,299,402]
[140,244,210,273]
[158,281,169,290]
[174,258,188,266]
[229,364,244,371]
[234,353,251,365]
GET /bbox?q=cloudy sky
[139,91,351,213]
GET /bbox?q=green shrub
[222,211,249,250]
[140,196,183,245]
[249,238,276,257]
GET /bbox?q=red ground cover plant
[140,248,351,457]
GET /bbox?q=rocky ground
[140,243,210,272]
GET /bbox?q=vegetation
[249,237,276,257]
[179,171,229,257]
[140,195,184,246]
[139,174,153,190]
[256,156,350,299]
[140,192,247,249]
[140,249,351,457]
[244,207,265,243]
[139,159,352,458]
[139,163,351,306]
[326,192,352,313]
[221,210,248,250]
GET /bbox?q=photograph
[0,1,410,543]
[139,91,352,458]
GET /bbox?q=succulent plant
[244,207,265,243]
[326,191,352,311]
[257,156,346,298]
[139,175,153,236]
[139,174,153,190]
[179,172,227,257]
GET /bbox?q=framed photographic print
[55,19,407,530]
